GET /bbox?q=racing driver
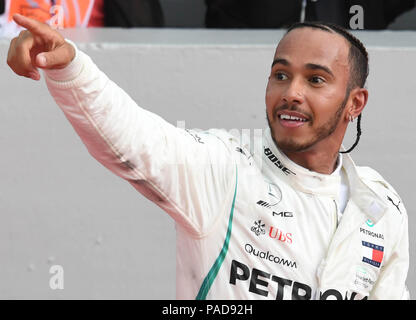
[7,14,410,300]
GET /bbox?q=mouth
[277,111,310,128]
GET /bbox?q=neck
[282,147,340,175]
[280,133,344,174]
[270,122,349,175]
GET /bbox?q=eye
[275,72,288,81]
[309,76,325,84]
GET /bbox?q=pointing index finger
[13,14,47,35]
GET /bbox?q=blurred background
[0,0,415,299]
[1,0,416,35]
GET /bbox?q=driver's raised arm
[46,44,237,236]
[7,15,237,237]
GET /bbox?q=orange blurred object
[6,0,103,27]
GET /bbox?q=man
[7,14,409,299]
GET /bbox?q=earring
[349,115,354,123]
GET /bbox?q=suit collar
[261,127,387,223]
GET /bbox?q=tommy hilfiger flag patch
[362,241,384,268]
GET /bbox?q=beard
[267,92,349,153]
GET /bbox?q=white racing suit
[44,42,410,300]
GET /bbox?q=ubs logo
[269,226,293,244]
[250,220,293,244]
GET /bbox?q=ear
[348,87,368,119]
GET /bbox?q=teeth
[280,114,307,122]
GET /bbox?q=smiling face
[266,27,353,153]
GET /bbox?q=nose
[282,78,304,105]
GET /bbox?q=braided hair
[285,22,369,153]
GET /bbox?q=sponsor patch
[353,265,376,292]
[361,241,384,268]
[264,147,295,175]
[387,195,402,214]
[250,220,266,236]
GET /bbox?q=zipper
[317,199,340,296]
[332,199,339,230]
[324,200,339,271]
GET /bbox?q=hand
[7,14,75,81]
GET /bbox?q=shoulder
[203,128,252,157]
[177,128,236,149]
[357,166,407,218]
[202,128,245,145]
[202,128,239,142]
[357,166,409,269]
[357,166,400,197]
